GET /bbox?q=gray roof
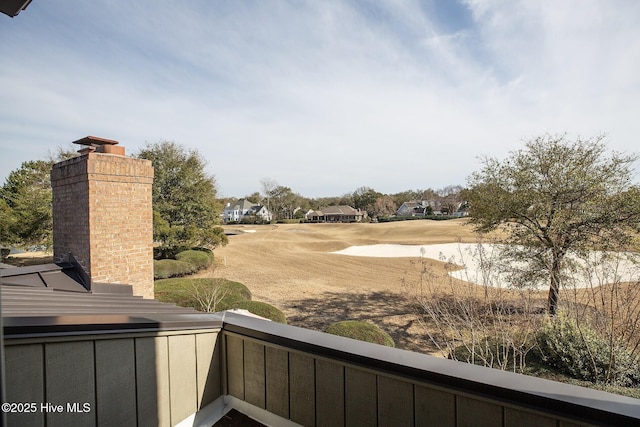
[1,262,212,337]
[313,205,360,216]
[229,199,257,211]
[1,263,196,317]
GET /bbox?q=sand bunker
[332,243,640,289]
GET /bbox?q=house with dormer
[223,199,271,223]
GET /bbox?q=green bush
[227,300,287,324]
[325,321,395,347]
[215,280,253,308]
[153,248,213,279]
[153,259,193,279]
[175,249,213,271]
[535,313,640,386]
[155,278,251,311]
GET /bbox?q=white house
[223,199,272,223]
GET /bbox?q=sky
[1,1,639,198]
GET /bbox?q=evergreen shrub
[325,321,395,347]
[227,300,287,324]
[535,313,640,386]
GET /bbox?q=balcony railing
[3,311,640,426]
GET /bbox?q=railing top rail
[220,311,640,426]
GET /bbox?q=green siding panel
[244,340,266,408]
[289,352,315,427]
[457,396,503,427]
[345,367,377,427]
[378,376,413,427]
[265,346,289,419]
[95,339,137,427]
[505,408,557,427]
[44,341,96,427]
[316,359,344,427]
[196,332,221,408]
[168,334,198,425]
[415,385,455,427]
[135,336,171,427]
[5,344,45,427]
[226,335,244,399]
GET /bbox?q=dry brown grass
[200,220,486,352]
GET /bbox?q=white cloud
[1,1,639,197]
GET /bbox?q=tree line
[225,181,466,222]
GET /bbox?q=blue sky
[1,1,639,198]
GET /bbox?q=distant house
[397,199,468,217]
[396,200,435,217]
[307,205,366,223]
[223,199,272,223]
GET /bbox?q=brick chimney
[51,136,155,299]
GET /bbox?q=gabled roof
[399,202,419,208]
[315,205,361,215]
[227,199,257,211]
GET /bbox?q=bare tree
[190,279,228,313]
[260,177,278,221]
[405,241,542,373]
[370,195,398,218]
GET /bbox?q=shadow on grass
[284,290,436,353]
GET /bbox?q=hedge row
[153,249,213,279]
[377,215,460,222]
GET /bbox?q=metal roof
[1,263,88,292]
[1,262,215,337]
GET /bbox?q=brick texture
[51,153,155,298]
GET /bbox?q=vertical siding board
[226,335,244,399]
[316,359,344,427]
[415,385,455,427]
[44,341,96,427]
[378,376,413,427]
[196,332,221,408]
[345,367,377,427]
[5,344,45,427]
[244,340,266,408]
[168,334,198,425]
[135,336,171,427]
[289,352,315,427]
[265,346,290,419]
[95,339,137,427]
[505,408,557,427]
[457,395,503,427]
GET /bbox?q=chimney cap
[73,136,120,146]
